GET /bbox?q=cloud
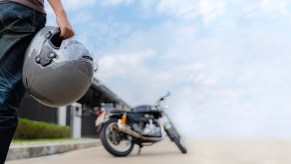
[141,0,291,26]
[99,51,154,79]
[99,0,135,7]
[197,0,226,24]
[234,0,291,20]
[61,0,97,10]
[156,0,197,19]
[155,0,227,25]
[259,0,290,16]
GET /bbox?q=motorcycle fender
[95,112,107,127]
[96,124,104,134]
[96,114,120,134]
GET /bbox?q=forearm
[47,0,74,38]
[47,0,66,17]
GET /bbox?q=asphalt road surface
[6,138,291,164]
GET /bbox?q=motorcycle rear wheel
[100,119,134,157]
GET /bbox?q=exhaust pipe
[118,125,142,138]
[118,122,163,142]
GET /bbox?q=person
[0,0,74,163]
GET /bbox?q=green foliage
[14,118,69,139]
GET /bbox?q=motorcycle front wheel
[173,137,187,154]
[165,121,187,154]
[100,119,134,157]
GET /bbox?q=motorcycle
[95,92,187,157]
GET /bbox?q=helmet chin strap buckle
[35,54,54,66]
[35,45,57,66]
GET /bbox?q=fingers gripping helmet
[23,26,95,107]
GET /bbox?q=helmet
[23,26,95,107]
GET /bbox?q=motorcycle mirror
[156,91,171,106]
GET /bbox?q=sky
[45,0,291,138]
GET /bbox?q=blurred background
[45,0,291,139]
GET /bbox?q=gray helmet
[23,26,95,107]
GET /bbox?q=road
[6,138,291,164]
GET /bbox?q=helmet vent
[82,56,93,61]
[50,33,63,49]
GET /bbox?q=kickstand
[138,145,143,155]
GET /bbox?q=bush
[14,118,70,139]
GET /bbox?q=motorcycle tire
[164,121,187,154]
[173,137,187,154]
[100,118,134,157]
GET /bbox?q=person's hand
[47,0,74,39]
[56,11,74,39]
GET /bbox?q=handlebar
[155,91,171,107]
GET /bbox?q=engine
[132,114,162,137]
